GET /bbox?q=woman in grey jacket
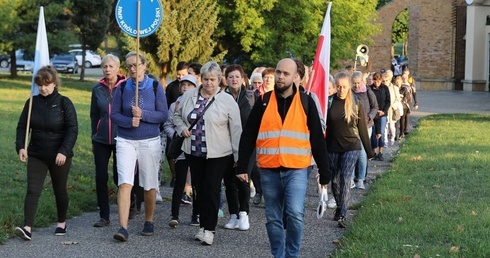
[173,61,242,245]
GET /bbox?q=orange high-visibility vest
[256,91,312,169]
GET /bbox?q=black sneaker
[252,193,262,205]
[181,193,192,205]
[169,217,179,228]
[113,227,129,242]
[14,227,31,241]
[93,218,110,227]
[54,226,67,236]
[141,221,154,236]
[338,217,347,228]
[190,215,200,226]
[378,153,384,161]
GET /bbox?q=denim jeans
[356,141,368,181]
[371,116,387,149]
[260,168,308,258]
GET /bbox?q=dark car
[50,54,79,74]
[0,53,10,68]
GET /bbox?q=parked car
[68,49,101,68]
[50,54,79,74]
[15,49,34,72]
[0,53,10,68]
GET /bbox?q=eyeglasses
[126,63,143,69]
[252,81,262,84]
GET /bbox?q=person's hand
[378,110,385,116]
[376,134,382,140]
[19,149,28,163]
[132,116,140,127]
[181,128,191,138]
[236,173,249,183]
[55,153,67,166]
[414,103,419,110]
[131,106,142,118]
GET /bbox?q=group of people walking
[13,51,417,257]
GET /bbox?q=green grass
[332,114,490,257]
[0,74,170,243]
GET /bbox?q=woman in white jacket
[173,61,242,245]
[382,70,402,145]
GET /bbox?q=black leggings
[24,156,72,227]
[171,158,198,218]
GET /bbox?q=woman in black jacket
[14,66,78,240]
[223,64,252,231]
[326,71,374,228]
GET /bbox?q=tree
[215,0,380,71]
[118,0,222,83]
[71,0,114,81]
[329,0,380,68]
[376,0,393,9]
[392,8,409,57]
[0,0,73,77]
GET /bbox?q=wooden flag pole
[23,91,35,151]
[135,1,141,107]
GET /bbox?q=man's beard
[274,83,292,93]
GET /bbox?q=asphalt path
[0,90,489,258]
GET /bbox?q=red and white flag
[308,2,332,120]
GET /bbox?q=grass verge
[332,114,490,257]
[0,74,170,243]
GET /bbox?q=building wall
[371,0,466,90]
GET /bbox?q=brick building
[369,0,480,91]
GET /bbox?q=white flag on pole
[31,6,50,96]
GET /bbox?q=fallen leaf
[413,254,421,258]
[456,225,464,232]
[62,241,79,245]
[433,184,440,188]
[472,210,477,216]
[412,155,422,161]
[398,217,403,222]
[449,246,459,253]
[332,239,340,244]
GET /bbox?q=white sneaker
[350,179,355,189]
[194,227,205,241]
[156,189,163,204]
[238,211,249,230]
[250,186,256,198]
[224,214,239,229]
[356,180,365,189]
[201,230,214,245]
[327,198,337,209]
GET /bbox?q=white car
[15,49,34,72]
[68,49,101,68]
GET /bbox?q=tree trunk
[160,62,168,88]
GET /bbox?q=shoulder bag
[167,97,216,159]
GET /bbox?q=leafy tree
[329,0,380,68]
[119,0,222,83]
[215,0,380,71]
[0,0,72,77]
[71,0,114,80]
[376,0,393,9]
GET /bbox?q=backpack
[401,83,412,105]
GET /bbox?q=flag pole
[135,1,141,107]
[24,6,49,150]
